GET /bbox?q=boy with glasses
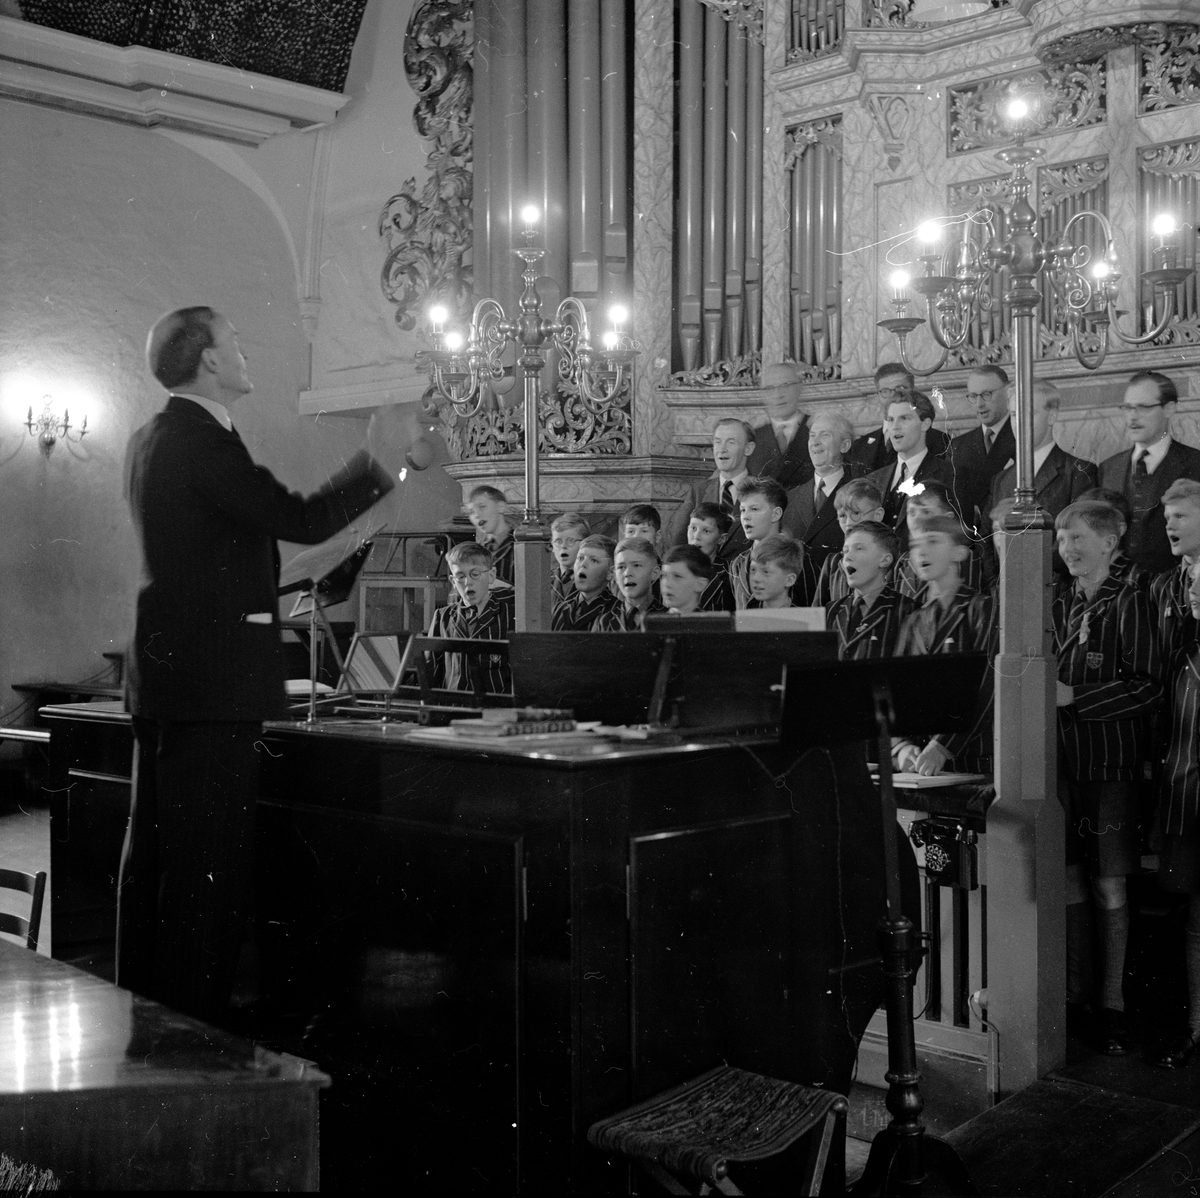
[1098,371,1200,573]
[426,541,514,693]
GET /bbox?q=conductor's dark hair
[1128,370,1178,406]
[148,306,218,389]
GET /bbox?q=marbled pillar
[632,0,676,457]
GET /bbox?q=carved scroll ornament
[698,0,763,42]
[380,0,474,333]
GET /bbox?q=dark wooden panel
[258,802,524,1194]
[629,814,793,1099]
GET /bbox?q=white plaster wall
[0,97,372,705]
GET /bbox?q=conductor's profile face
[206,318,254,399]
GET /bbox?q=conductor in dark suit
[865,391,955,548]
[848,363,951,474]
[989,380,1098,522]
[118,305,409,1024]
[781,409,860,577]
[1098,371,1200,574]
[949,364,1017,535]
[745,361,813,489]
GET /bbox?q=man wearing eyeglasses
[949,365,1017,536]
[847,364,951,474]
[1098,371,1200,574]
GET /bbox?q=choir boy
[893,515,998,776]
[426,542,514,693]
[551,534,621,630]
[1079,488,1153,592]
[549,512,589,611]
[596,537,667,630]
[812,479,886,607]
[1154,562,1200,1068]
[1152,479,1200,669]
[621,504,663,553]
[893,480,987,600]
[659,546,714,615]
[687,502,736,611]
[464,485,515,585]
[1053,500,1161,1056]
[748,534,803,609]
[828,521,913,659]
[730,476,790,609]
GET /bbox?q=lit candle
[444,331,464,353]
[602,331,619,351]
[1152,213,1178,245]
[520,204,540,234]
[429,304,448,335]
[889,270,911,303]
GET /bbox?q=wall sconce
[26,396,88,458]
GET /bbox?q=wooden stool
[587,1064,847,1196]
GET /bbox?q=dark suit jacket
[747,418,812,489]
[125,396,393,721]
[675,474,750,563]
[781,464,862,575]
[1099,439,1200,574]
[866,450,957,548]
[848,425,950,475]
[988,443,1098,520]
[949,418,1017,532]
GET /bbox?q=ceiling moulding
[0,15,349,145]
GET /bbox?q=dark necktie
[776,426,790,453]
[982,426,993,454]
[895,461,908,491]
[721,480,734,510]
[1134,449,1148,478]
[814,478,827,511]
[846,599,865,635]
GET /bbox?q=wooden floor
[5,780,1200,1195]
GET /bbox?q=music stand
[780,653,988,1198]
[279,540,374,722]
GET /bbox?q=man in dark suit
[949,364,1017,535]
[865,391,955,548]
[782,409,860,580]
[848,363,951,474]
[745,361,812,489]
[989,380,1098,522]
[119,305,409,1024]
[1098,370,1200,574]
[674,417,757,563]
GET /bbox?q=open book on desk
[870,771,988,789]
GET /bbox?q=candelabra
[25,396,88,459]
[418,206,637,531]
[879,97,1195,528]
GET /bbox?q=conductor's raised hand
[367,402,423,480]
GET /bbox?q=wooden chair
[587,1064,847,1196]
[0,868,47,951]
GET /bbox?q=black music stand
[279,540,374,722]
[780,653,988,1198]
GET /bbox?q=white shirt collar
[983,414,1011,435]
[893,446,928,486]
[173,391,233,432]
[718,467,750,489]
[815,466,844,495]
[1133,432,1172,474]
[1033,441,1055,476]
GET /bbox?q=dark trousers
[116,717,261,1022]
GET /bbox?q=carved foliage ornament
[947,61,1105,156]
[379,0,474,332]
[439,386,632,460]
[785,117,843,168]
[668,352,761,388]
[1139,24,1200,114]
[866,93,916,172]
[698,0,763,42]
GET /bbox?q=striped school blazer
[828,588,915,660]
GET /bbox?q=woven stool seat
[587,1064,847,1193]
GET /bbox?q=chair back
[0,867,46,951]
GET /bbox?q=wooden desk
[41,702,892,1193]
[0,939,327,1190]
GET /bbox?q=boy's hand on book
[912,740,950,777]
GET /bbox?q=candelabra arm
[1071,319,1110,371]
[896,339,950,378]
[1105,292,1179,346]
[925,301,974,353]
